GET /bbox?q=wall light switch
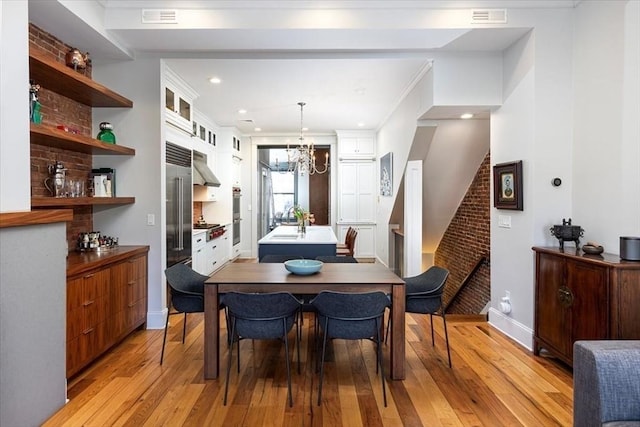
[498,215,511,228]
[147,214,155,226]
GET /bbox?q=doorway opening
[257,146,331,239]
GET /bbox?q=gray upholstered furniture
[573,341,640,427]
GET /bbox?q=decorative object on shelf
[620,236,640,261]
[56,124,80,134]
[582,241,604,255]
[91,168,115,197]
[64,48,90,73]
[550,218,584,249]
[493,160,523,210]
[275,102,328,175]
[44,160,67,197]
[380,152,393,196]
[29,80,42,123]
[76,231,118,251]
[284,259,323,275]
[96,122,116,144]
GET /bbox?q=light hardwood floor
[44,312,573,426]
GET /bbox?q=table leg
[390,283,405,380]
[204,284,219,379]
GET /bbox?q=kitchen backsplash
[193,202,203,223]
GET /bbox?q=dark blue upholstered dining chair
[386,265,451,367]
[221,291,302,407]
[311,291,391,406]
[162,262,227,365]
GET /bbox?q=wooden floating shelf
[0,209,74,228]
[29,47,133,108]
[31,197,135,208]
[30,123,135,155]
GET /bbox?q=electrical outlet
[147,214,155,226]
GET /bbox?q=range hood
[193,152,221,187]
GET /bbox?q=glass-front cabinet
[164,65,198,134]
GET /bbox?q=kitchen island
[258,225,337,261]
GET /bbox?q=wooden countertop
[67,245,149,277]
[532,246,640,269]
[0,210,73,228]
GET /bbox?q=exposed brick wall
[435,152,491,314]
[29,24,94,249]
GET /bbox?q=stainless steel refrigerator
[166,142,192,267]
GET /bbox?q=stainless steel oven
[232,187,241,246]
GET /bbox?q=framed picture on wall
[493,160,523,210]
[380,152,393,196]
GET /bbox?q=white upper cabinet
[164,65,198,134]
[336,131,376,158]
[338,160,376,223]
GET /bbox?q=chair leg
[182,312,188,344]
[430,313,435,346]
[224,319,237,405]
[317,317,329,406]
[384,309,391,344]
[160,310,171,365]
[442,313,452,368]
[376,320,388,407]
[283,319,293,407]
[295,315,301,375]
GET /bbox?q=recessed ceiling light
[302,127,308,132]
[357,122,365,127]
[238,109,247,114]
[460,113,474,119]
[208,77,221,84]
[254,127,262,132]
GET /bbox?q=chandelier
[276,102,328,175]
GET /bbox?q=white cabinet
[338,224,376,258]
[192,231,207,275]
[338,160,376,223]
[337,131,375,158]
[232,155,241,188]
[192,109,218,153]
[206,230,231,274]
[164,66,198,134]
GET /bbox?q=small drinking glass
[66,179,76,197]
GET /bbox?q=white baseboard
[488,308,534,351]
[146,307,168,330]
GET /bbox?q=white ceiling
[28,0,576,135]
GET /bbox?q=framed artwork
[380,152,393,196]
[493,160,523,210]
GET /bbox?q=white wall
[0,3,68,424]
[572,0,640,248]
[377,53,502,267]
[489,9,575,348]
[0,0,30,212]
[93,57,166,329]
[432,53,502,108]
[422,120,490,254]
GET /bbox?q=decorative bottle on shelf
[29,80,42,124]
[97,122,116,144]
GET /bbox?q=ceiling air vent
[239,119,254,123]
[470,9,507,24]
[141,9,178,24]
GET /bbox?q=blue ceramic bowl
[284,259,323,275]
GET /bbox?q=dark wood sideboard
[66,245,149,377]
[533,246,640,366]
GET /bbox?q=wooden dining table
[204,262,406,380]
